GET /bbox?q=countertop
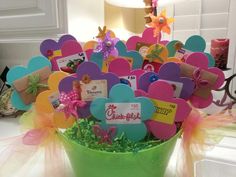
[1,117,236,177]
[0,117,179,177]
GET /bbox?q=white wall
[0,0,105,74]
[67,0,104,42]
[0,43,40,74]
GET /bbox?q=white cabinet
[0,0,105,42]
[0,0,67,41]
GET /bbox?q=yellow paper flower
[35,71,75,129]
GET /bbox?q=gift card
[56,52,87,73]
[174,48,191,62]
[105,103,141,124]
[48,40,92,72]
[119,75,137,90]
[151,99,177,125]
[80,80,107,101]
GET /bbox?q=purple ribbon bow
[57,91,86,119]
[93,125,116,144]
[95,31,118,59]
[192,68,209,90]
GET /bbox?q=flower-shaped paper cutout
[139,62,195,99]
[126,27,162,51]
[108,58,145,90]
[58,62,120,118]
[90,84,155,142]
[40,34,76,59]
[6,56,51,110]
[35,71,75,128]
[50,40,92,72]
[147,9,174,37]
[116,41,144,69]
[182,52,225,108]
[158,63,195,99]
[90,41,144,70]
[166,35,215,67]
[138,81,191,140]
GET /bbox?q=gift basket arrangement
[0,7,235,177]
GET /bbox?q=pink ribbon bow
[93,125,116,144]
[192,68,209,90]
[57,91,86,119]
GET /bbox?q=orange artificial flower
[148,9,175,37]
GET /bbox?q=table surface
[1,117,236,177]
[0,117,180,177]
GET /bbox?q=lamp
[105,0,187,8]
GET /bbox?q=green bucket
[61,132,180,177]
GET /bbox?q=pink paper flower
[183,52,225,108]
[136,81,191,140]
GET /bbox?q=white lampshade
[105,0,187,8]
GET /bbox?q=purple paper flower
[40,34,76,58]
[58,62,120,118]
[138,62,195,100]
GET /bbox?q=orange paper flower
[81,74,91,84]
[148,9,174,37]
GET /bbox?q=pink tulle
[0,111,67,177]
[177,109,236,177]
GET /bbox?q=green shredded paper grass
[64,118,164,153]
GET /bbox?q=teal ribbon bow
[146,44,164,63]
[25,75,48,95]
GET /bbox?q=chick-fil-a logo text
[105,103,141,124]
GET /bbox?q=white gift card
[160,80,183,98]
[174,48,191,62]
[56,52,87,70]
[119,75,137,90]
[80,80,107,101]
[105,103,141,124]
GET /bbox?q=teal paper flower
[6,56,51,110]
[166,35,215,67]
[90,84,155,142]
